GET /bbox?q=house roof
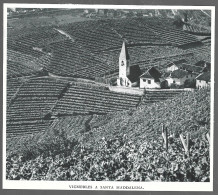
[119,41,130,60]
[162,71,171,78]
[196,72,211,82]
[177,63,203,73]
[166,59,187,67]
[127,65,142,83]
[169,69,189,79]
[195,60,207,67]
[140,67,161,80]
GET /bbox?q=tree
[184,79,196,88]
[109,77,117,86]
[173,15,184,28]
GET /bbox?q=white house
[140,67,162,89]
[196,72,210,89]
[166,59,187,72]
[165,69,195,87]
[166,60,203,74]
[117,42,142,87]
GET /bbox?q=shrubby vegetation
[88,89,210,144]
[184,79,196,88]
[6,132,209,181]
[6,89,210,181]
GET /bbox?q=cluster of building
[117,42,210,89]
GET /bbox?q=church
[117,42,142,87]
[117,42,162,88]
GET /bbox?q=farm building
[117,42,142,87]
[167,61,203,74]
[165,69,195,87]
[177,63,203,74]
[196,72,211,89]
[166,59,187,72]
[139,67,162,89]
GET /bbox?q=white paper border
[2,4,215,191]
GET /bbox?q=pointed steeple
[120,41,130,60]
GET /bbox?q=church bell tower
[119,41,130,78]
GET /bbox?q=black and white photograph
[2,4,214,191]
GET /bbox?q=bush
[184,79,196,88]
[6,134,210,181]
[109,77,117,86]
[161,80,169,89]
[7,129,79,161]
[173,15,184,28]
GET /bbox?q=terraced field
[52,82,141,115]
[142,90,183,103]
[6,77,69,138]
[6,15,211,138]
[5,10,212,183]
[7,17,209,79]
[6,77,142,137]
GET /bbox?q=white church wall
[117,77,132,87]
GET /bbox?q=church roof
[119,41,130,60]
[127,65,142,83]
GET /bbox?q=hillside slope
[85,89,210,146]
[6,89,210,181]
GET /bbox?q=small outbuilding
[196,72,211,89]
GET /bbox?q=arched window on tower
[121,61,124,66]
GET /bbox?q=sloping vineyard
[142,90,183,103]
[53,82,141,115]
[87,89,210,145]
[135,17,200,46]
[106,18,166,45]
[94,45,190,76]
[6,89,210,181]
[6,77,142,138]
[58,17,201,52]
[60,20,123,52]
[7,41,44,58]
[6,77,69,138]
[6,133,210,181]
[7,17,208,80]
[9,28,69,48]
[7,49,38,65]
[7,78,24,105]
[7,49,48,78]
[47,115,94,138]
[7,60,45,78]
[186,42,211,64]
[47,40,104,79]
